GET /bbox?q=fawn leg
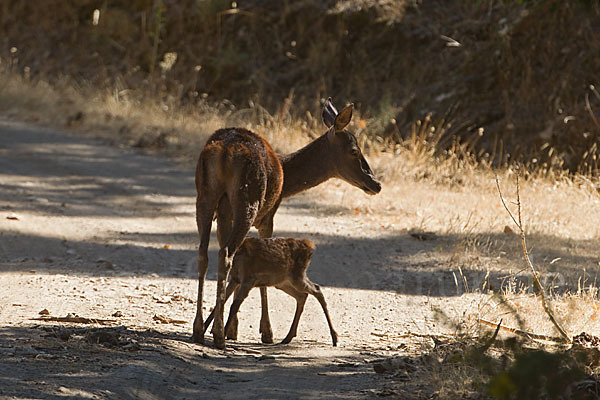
[204,280,239,334]
[211,199,257,349]
[224,281,254,340]
[225,286,240,340]
[259,288,274,344]
[278,285,308,345]
[306,282,338,347]
[257,217,276,344]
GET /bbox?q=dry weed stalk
[478,318,564,344]
[495,174,571,344]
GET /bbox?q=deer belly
[252,271,288,288]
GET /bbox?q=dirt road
[0,120,476,399]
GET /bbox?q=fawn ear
[322,97,338,128]
[334,103,353,132]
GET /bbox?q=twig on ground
[495,175,571,343]
[478,318,502,352]
[32,315,117,325]
[153,314,187,325]
[478,318,566,344]
[371,331,455,340]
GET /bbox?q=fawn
[204,237,338,346]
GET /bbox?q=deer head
[322,98,382,195]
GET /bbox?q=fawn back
[231,238,315,287]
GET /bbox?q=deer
[192,98,381,349]
[203,237,338,346]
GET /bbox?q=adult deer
[192,98,381,348]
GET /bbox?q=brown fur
[197,128,283,228]
[192,99,380,349]
[204,238,338,346]
[193,128,284,348]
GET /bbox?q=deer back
[197,128,283,223]
[233,238,314,287]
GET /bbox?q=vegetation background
[2,0,600,174]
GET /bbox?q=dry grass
[406,288,600,399]
[2,65,600,256]
[3,1,600,173]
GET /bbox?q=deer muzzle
[362,176,381,195]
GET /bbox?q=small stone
[6,213,20,220]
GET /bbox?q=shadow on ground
[2,226,599,297]
[0,121,195,218]
[1,121,599,297]
[0,324,381,399]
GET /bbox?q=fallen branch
[153,314,187,325]
[496,175,571,344]
[478,318,502,352]
[371,331,455,340]
[32,315,116,325]
[479,318,565,344]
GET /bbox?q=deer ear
[322,97,338,128]
[334,103,353,131]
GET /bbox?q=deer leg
[215,198,243,340]
[224,281,254,340]
[304,281,338,347]
[216,196,233,248]
[258,288,274,344]
[211,200,258,349]
[204,279,239,335]
[225,286,240,340]
[191,200,214,344]
[211,247,234,349]
[278,285,308,345]
[257,217,276,344]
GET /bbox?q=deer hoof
[213,335,226,349]
[280,337,292,345]
[261,333,274,344]
[225,325,238,341]
[191,331,204,344]
[260,325,274,343]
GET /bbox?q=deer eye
[350,148,360,157]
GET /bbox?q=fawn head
[322,98,382,195]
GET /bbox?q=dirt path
[0,120,478,399]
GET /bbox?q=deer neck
[279,134,335,198]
